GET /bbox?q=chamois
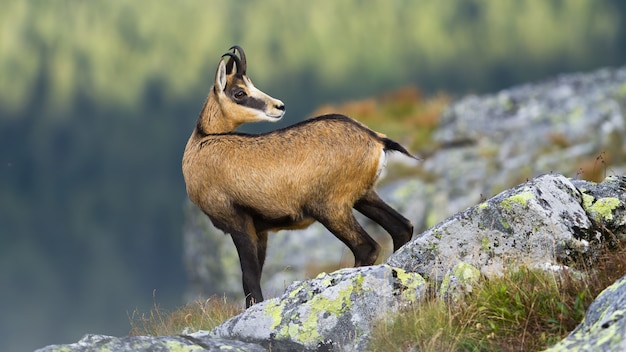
[182,46,414,307]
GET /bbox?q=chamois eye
[234,90,247,99]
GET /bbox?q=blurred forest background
[1,1,626,351]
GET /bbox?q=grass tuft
[128,295,242,336]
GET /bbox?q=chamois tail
[382,138,418,160]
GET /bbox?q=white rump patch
[375,149,387,181]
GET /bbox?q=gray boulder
[208,264,426,351]
[387,174,625,282]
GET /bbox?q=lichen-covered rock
[544,273,626,352]
[438,262,481,302]
[572,175,626,240]
[34,333,265,352]
[388,174,607,281]
[207,264,426,351]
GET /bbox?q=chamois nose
[276,103,285,111]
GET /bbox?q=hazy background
[1,1,625,350]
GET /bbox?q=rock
[544,273,626,352]
[388,174,605,281]
[208,264,426,351]
[572,175,626,240]
[34,333,266,352]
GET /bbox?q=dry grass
[128,295,242,336]
[575,151,612,182]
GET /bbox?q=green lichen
[320,273,334,287]
[481,237,491,251]
[265,299,286,331]
[164,340,204,352]
[292,275,358,344]
[439,275,452,296]
[581,191,595,210]
[428,241,440,255]
[266,273,361,345]
[315,271,328,280]
[585,197,621,221]
[288,283,306,298]
[392,266,426,301]
[501,190,535,209]
[452,262,481,283]
[439,262,481,301]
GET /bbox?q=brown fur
[182,47,414,307]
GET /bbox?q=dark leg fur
[257,231,268,274]
[354,190,413,251]
[227,213,265,308]
[315,209,381,266]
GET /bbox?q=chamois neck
[195,90,240,136]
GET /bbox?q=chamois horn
[222,47,246,76]
[229,45,247,74]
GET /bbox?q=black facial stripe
[236,96,267,111]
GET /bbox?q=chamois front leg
[315,208,381,267]
[228,216,264,308]
[354,190,413,251]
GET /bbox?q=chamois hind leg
[227,215,264,308]
[314,208,381,267]
[256,230,268,274]
[354,190,413,252]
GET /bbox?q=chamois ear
[224,57,237,76]
[215,59,228,92]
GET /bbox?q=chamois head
[210,46,285,130]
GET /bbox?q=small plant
[128,295,242,336]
